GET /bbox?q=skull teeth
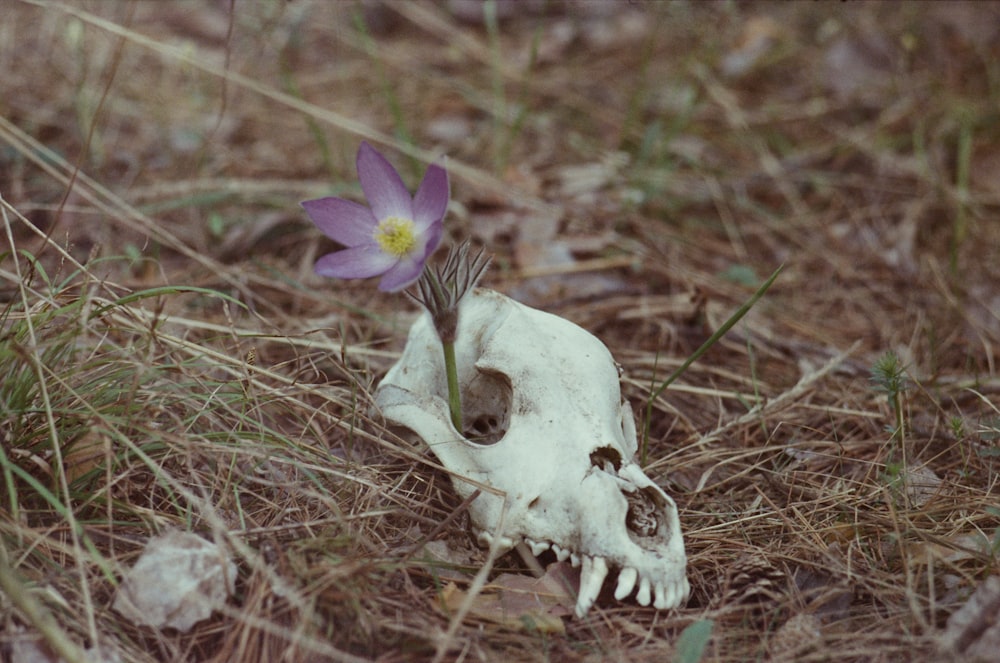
[611,566,689,610]
[614,566,638,600]
[656,576,691,609]
[575,555,609,618]
[552,544,571,562]
[636,576,652,606]
[475,535,689,614]
[654,581,671,610]
[476,531,515,553]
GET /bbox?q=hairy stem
[443,340,462,432]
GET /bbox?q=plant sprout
[302,141,486,431]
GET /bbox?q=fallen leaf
[425,114,474,145]
[903,462,942,508]
[7,634,122,663]
[63,425,109,484]
[416,539,475,583]
[907,531,995,567]
[509,204,630,304]
[674,619,715,663]
[720,16,784,78]
[438,562,576,633]
[113,530,236,632]
[821,22,897,104]
[7,634,59,663]
[938,575,1000,662]
[929,2,1000,52]
[769,614,822,661]
[554,152,628,200]
[580,9,650,52]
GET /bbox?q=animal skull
[375,289,689,617]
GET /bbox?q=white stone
[113,529,235,632]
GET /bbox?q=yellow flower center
[373,216,417,257]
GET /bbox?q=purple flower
[301,142,449,292]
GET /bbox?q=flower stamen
[373,216,417,257]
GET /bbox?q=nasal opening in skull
[590,446,622,472]
[460,369,511,445]
[625,488,660,540]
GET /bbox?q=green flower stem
[442,339,462,432]
[411,242,492,435]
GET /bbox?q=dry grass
[2,1,999,661]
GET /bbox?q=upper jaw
[472,455,689,617]
[476,530,690,617]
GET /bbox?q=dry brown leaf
[438,562,576,633]
[903,462,943,508]
[768,613,823,662]
[721,16,785,78]
[580,10,649,52]
[821,22,897,104]
[7,634,60,663]
[971,147,1000,199]
[939,575,1000,662]
[930,2,1000,52]
[907,531,995,567]
[63,425,108,484]
[6,632,122,663]
[416,539,475,583]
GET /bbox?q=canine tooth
[636,576,652,606]
[575,556,609,618]
[570,553,581,568]
[614,567,638,600]
[527,539,550,556]
[653,582,669,609]
[552,545,570,562]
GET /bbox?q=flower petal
[301,197,377,246]
[414,219,444,263]
[377,255,424,292]
[412,163,449,231]
[315,244,395,280]
[356,142,413,222]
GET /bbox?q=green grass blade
[642,264,784,463]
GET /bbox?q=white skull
[375,289,689,617]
